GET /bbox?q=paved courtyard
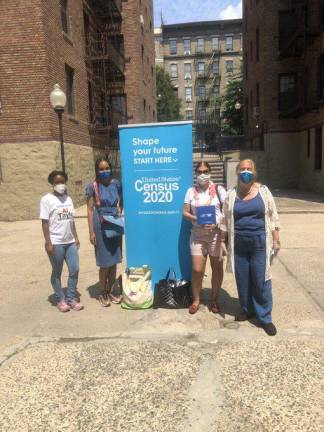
[0,190,323,431]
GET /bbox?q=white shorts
[190,226,221,257]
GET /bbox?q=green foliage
[156,66,182,122]
[220,77,243,136]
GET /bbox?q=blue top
[85,179,121,216]
[234,192,265,236]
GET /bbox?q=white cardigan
[219,185,280,281]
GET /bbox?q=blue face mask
[239,170,254,184]
[98,170,111,181]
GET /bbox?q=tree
[219,77,243,136]
[156,66,182,122]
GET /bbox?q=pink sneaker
[67,299,84,311]
[57,300,70,312]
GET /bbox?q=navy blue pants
[234,233,272,324]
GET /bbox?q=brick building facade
[0,0,156,220]
[243,0,324,193]
[123,0,157,124]
[154,20,242,148]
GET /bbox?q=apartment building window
[184,63,192,79]
[185,87,192,101]
[197,62,205,76]
[65,64,75,115]
[184,38,191,54]
[256,27,260,62]
[186,110,193,120]
[315,126,322,170]
[170,39,177,55]
[212,37,219,50]
[60,0,70,35]
[198,85,206,98]
[211,85,220,96]
[279,74,297,112]
[226,60,234,75]
[197,38,205,53]
[170,63,178,78]
[319,55,324,99]
[199,108,206,119]
[226,36,233,51]
[212,60,219,75]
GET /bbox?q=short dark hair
[95,156,113,181]
[195,161,211,173]
[48,170,68,184]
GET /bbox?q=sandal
[98,291,111,307]
[189,303,199,314]
[210,303,221,314]
[109,293,122,304]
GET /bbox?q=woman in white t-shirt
[40,170,83,312]
[183,161,226,315]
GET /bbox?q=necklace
[238,184,254,198]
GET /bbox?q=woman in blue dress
[86,157,123,307]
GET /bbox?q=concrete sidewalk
[0,192,323,431]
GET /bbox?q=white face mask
[53,184,67,195]
[197,173,211,185]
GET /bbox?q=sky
[153,0,242,27]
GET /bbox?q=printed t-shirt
[40,193,75,245]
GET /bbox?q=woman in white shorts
[183,161,226,314]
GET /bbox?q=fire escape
[194,50,221,149]
[84,0,127,149]
[278,0,322,117]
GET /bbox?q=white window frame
[184,62,192,80]
[225,35,233,51]
[226,60,234,74]
[170,63,178,78]
[183,38,191,55]
[185,86,192,102]
[197,61,205,77]
[169,39,177,55]
[212,36,219,51]
[196,37,205,53]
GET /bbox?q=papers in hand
[196,205,216,225]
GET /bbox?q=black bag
[154,269,192,309]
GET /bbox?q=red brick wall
[0,0,51,143]
[123,0,157,124]
[42,0,92,147]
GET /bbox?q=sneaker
[57,300,70,312]
[262,322,277,336]
[67,299,84,311]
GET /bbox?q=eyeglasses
[197,169,209,174]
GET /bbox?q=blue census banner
[119,121,193,286]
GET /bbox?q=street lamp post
[50,84,67,173]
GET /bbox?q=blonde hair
[236,159,257,179]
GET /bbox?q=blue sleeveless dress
[85,180,122,267]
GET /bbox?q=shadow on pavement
[87,282,100,300]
